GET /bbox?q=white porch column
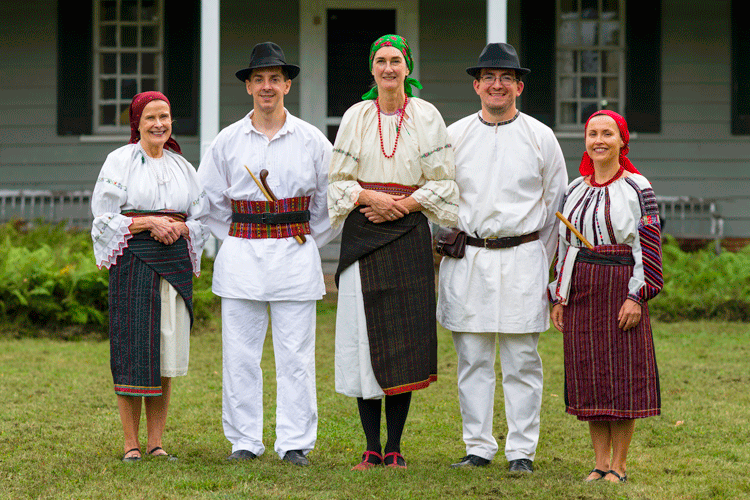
[200,0,221,258]
[200,0,220,159]
[487,0,507,43]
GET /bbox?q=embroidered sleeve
[91,151,133,268]
[627,185,663,303]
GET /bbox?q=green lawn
[1,297,749,499]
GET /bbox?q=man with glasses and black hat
[198,42,336,467]
[438,43,567,473]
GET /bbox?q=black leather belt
[231,210,310,225]
[466,231,539,249]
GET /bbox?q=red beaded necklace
[589,165,625,187]
[376,95,408,159]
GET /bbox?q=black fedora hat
[466,43,531,78]
[235,42,300,82]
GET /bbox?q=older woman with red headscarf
[549,110,663,483]
[91,91,210,462]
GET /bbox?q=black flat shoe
[283,450,310,466]
[450,454,491,468]
[227,449,258,461]
[508,458,533,474]
[122,447,141,463]
[148,446,178,462]
[584,468,608,482]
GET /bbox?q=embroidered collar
[477,111,520,127]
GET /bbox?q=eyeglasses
[480,74,518,85]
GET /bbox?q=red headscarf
[128,91,181,154]
[579,109,639,176]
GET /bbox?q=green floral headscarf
[361,34,423,100]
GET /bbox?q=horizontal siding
[658,0,732,141]
[219,0,300,127]
[419,0,485,125]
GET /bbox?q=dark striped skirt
[109,233,193,397]
[563,244,660,421]
[336,209,437,395]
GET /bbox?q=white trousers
[221,298,317,458]
[453,331,542,462]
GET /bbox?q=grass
[1,296,749,499]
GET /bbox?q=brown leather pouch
[436,228,467,258]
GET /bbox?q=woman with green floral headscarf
[327,34,459,470]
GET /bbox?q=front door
[325,9,396,141]
[299,0,420,137]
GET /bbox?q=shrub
[0,222,219,338]
[1,224,748,338]
[649,235,750,321]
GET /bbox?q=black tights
[357,392,412,457]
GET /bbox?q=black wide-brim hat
[235,42,301,82]
[466,42,531,78]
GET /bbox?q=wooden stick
[244,165,305,245]
[556,211,594,250]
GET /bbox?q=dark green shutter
[164,0,200,136]
[520,0,556,127]
[57,0,93,135]
[625,2,662,133]
[731,0,750,134]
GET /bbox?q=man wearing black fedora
[437,42,567,473]
[198,42,337,467]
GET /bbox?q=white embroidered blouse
[327,97,459,227]
[91,143,210,275]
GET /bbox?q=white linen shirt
[437,112,568,333]
[198,110,336,301]
[91,143,210,274]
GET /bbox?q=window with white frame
[556,0,625,128]
[93,0,164,133]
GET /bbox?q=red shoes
[351,450,383,470]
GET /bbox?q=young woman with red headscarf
[91,91,210,462]
[548,110,663,483]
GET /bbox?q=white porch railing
[655,195,724,254]
[0,190,93,229]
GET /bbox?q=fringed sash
[108,232,193,397]
[336,208,437,395]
